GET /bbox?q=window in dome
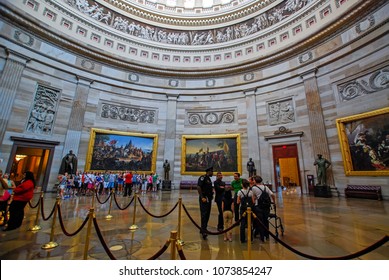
[184,0,195,9]
[166,0,177,7]
[203,0,213,8]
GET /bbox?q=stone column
[300,69,334,186]
[245,89,260,175]
[62,76,93,157]
[0,50,30,144]
[164,93,178,182]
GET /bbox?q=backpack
[255,186,271,210]
[239,189,253,212]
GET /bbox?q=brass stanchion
[177,198,184,245]
[91,188,96,208]
[41,198,60,250]
[83,207,95,260]
[129,194,139,230]
[247,207,252,260]
[105,189,114,220]
[29,191,43,231]
[170,230,178,260]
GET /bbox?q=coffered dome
[0,0,383,78]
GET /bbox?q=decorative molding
[264,129,304,141]
[244,73,254,81]
[337,67,389,102]
[169,79,179,87]
[274,126,292,135]
[128,73,139,82]
[81,59,95,70]
[356,15,375,34]
[13,30,34,46]
[187,110,235,125]
[206,79,216,87]
[100,103,156,123]
[25,84,60,135]
[298,51,313,64]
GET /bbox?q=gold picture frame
[85,128,158,173]
[336,107,389,176]
[181,134,242,176]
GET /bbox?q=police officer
[197,166,214,240]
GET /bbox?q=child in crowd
[222,185,234,242]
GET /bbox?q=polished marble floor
[0,188,388,260]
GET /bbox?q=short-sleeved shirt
[231,178,243,194]
[251,184,274,206]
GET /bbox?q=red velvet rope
[137,197,178,218]
[57,205,90,237]
[113,193,134,210]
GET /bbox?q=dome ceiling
[121,0,257,17]
[0,0,381,77]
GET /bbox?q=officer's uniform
[197,167,213,239]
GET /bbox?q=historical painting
[336,107,389,176]
[85,128,158,172]
[181,134,241,176]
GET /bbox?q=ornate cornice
[102,0,278,26]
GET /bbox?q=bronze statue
[314,154,331,185]
[163,159,170,181]
[59,150,77,175]
[247,158,256,177]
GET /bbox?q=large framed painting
[336,107,389,176]
[85,128,158,172]
[181,134,241,176]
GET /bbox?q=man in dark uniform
[197,166,214,240]
[213,171,226,232]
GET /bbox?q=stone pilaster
[300,69,334,186]
[164,93,178,180]
[0,50,30,144]
[62,76,93,157]
[245,89,260,175]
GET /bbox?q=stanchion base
[129,224,139,231]
[105,214,113,220]
[29,225,42,231]
[41,241,59,250]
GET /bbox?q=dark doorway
[6,137,59,191]
[272,144,302,193]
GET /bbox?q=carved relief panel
[268,98,295,126]
[26,84,60,134]
[337,67,389,102]
[100,103,156,124]
[186,110,235,126]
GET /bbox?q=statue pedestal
[314,185,332,198]
[162,180,171,191]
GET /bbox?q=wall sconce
[15,154,27,162]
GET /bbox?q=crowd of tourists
[57,171,161,199]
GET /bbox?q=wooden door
[272,144,301,192]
